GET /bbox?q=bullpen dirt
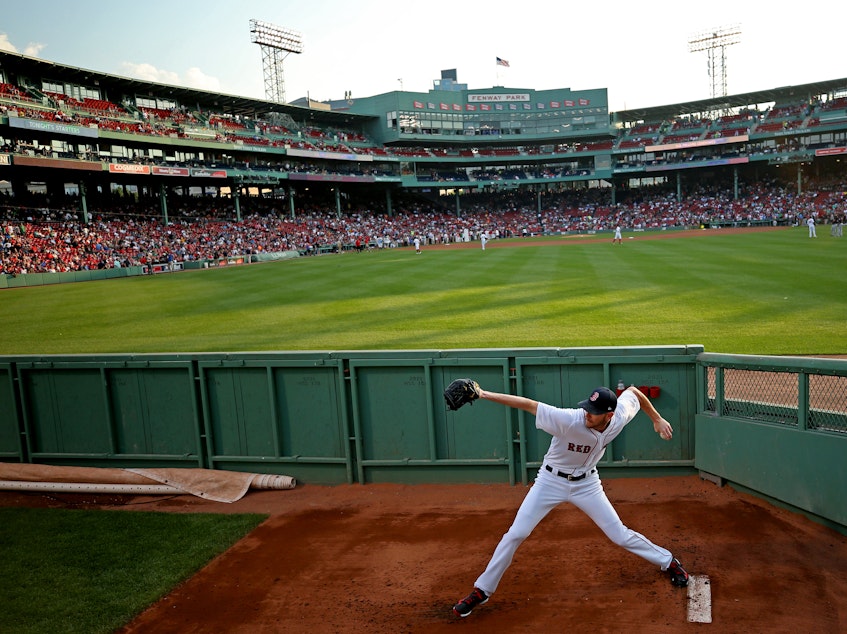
[3,474,846,633]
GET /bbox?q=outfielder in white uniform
[452,385,689,618]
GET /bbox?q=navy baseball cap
[578,387,617,414]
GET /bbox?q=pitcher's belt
[545,464,596,481]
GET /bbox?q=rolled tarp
[0,463,295,503]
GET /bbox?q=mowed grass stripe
[0,228,844,355]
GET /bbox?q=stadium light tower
[688,24,741,100]
[250,19,303,104]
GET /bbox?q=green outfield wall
[0,250,300,288]
[0,266,145,288]
[1,346,845,530]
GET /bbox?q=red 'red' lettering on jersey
[567,443,590,454]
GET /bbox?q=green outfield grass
[0,508,266,634]
[1,226,844,355]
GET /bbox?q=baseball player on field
[452,384,689,618]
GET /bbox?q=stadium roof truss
[0,50,374,127]
[2,50,847,150]
[615,78,847,124]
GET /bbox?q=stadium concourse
[2,183,845,276]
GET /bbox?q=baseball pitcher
[443,380,690,618]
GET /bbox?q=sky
[1,0,845,113]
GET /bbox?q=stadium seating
[3,184,844,275]
[1,65,846,280]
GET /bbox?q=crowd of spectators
[2,182,845,276]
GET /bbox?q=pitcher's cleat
[452,588,489,617]
[667,557,689,587]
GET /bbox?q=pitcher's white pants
[474,468,673,595]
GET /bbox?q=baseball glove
[444,378,481,411]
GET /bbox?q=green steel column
[335,188,341,219]
[536,191,544,233]
[676,173,682,202]
[289,188,295,219]
[80,181,89,224]
[159,183,169,225]
[234,189,242,222]
[386,189,393,217]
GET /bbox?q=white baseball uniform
[474,390,673,596]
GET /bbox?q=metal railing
[699,353,847,433]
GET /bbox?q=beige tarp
[0,463,295,502]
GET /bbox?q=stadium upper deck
[1,48,846,214]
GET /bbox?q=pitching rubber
[686,575,712,623]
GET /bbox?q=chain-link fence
[809,374,847,432]
[701,355,847,433]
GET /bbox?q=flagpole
[495,57,509,86]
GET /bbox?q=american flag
[496,57,510,67]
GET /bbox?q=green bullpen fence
[1,346,845,531]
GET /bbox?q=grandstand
[1,49,847,277]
